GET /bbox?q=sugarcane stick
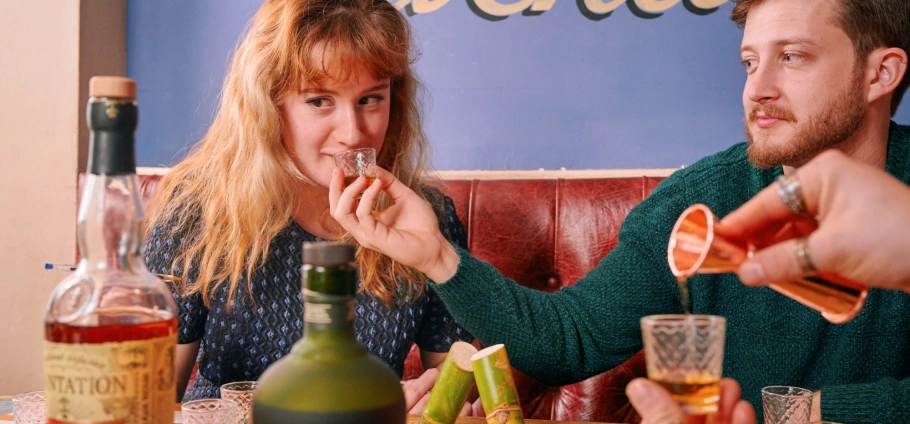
[420,341,479,424]
[471,344,525,424]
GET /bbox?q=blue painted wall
[127,0,910,169]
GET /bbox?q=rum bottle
[44,76,178,424]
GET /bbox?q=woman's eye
[359,95,385,106]
[305,97,331,108]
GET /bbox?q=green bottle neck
[295,290,365,359]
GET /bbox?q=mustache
[748,104,797,123]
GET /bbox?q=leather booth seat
[78,173,666,423]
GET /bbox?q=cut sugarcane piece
[471,344,525,424]
[420,341,479,424]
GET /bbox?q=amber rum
[44,77,177,424]
[343,175,377,189]
[654,375,721,414]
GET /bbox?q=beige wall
[0,0,125,394]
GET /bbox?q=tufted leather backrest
[78,173,665,423]
[417,178,662,423]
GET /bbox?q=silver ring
[776,174,809,216]
[796,237,818,274]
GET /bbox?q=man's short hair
[731,0,910,116]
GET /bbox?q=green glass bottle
[253,242,406,423]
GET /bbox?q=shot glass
[640,314,726,414]
[761,386,812,424]
[182,398,240,424]
[12,391,46,424]
[334,148,377,190]
[221,381,257,424]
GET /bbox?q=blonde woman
[144,0,473,411]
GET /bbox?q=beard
[745,68,866,169]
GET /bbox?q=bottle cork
[89,76,136,99]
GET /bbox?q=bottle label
[303,291,354,324]
[44,333,177,424]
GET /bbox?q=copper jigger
[668,204,868,324]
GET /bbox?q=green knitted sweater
[431,122,910,423]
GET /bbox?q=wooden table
[406,415,612,423]
[0,399,611,424]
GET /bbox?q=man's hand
[626,378,757,424]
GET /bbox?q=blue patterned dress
[145,193,473,401]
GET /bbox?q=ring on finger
[795,237,818,274]
[776,173,810,216]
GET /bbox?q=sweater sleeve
[821,377,910,423]
[429,171,694,386]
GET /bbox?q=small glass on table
[12,391,45,424]
[181,398,240,424]
[640,314,726,415]
[761,386,812,424]
[221,381,257,424]
[334,148,377,191]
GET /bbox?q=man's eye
[741,59,757,69]
[784,53,803,63]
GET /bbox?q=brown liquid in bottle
[46,313,176,344]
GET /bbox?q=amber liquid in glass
[343,175,376,189]
[654,375,721,414]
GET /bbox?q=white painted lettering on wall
[394,0,728,20]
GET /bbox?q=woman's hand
[329,167,460,282]
[403,368,438,414]
[402,368,473,416]
[718,150,910,293]
[626,378,756,424]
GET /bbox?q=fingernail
[738,261,766,285]
[627,379,655,403]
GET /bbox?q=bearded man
[328,0,910,422]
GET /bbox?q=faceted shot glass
[181,398,240,424]
[761,386,813,424]
[334,148,377,189]
[640,314,726,415]
[221,381,257,424]
[12,391,45,424]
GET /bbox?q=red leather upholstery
[78,173,665,423]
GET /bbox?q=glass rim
[220,381,257,391]
[12,391,45,402]
[181,398,239,410]
[761,385,813,398]
[333,147,376,157]
[641,314,726,325]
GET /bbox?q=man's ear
[865,47,908,105]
